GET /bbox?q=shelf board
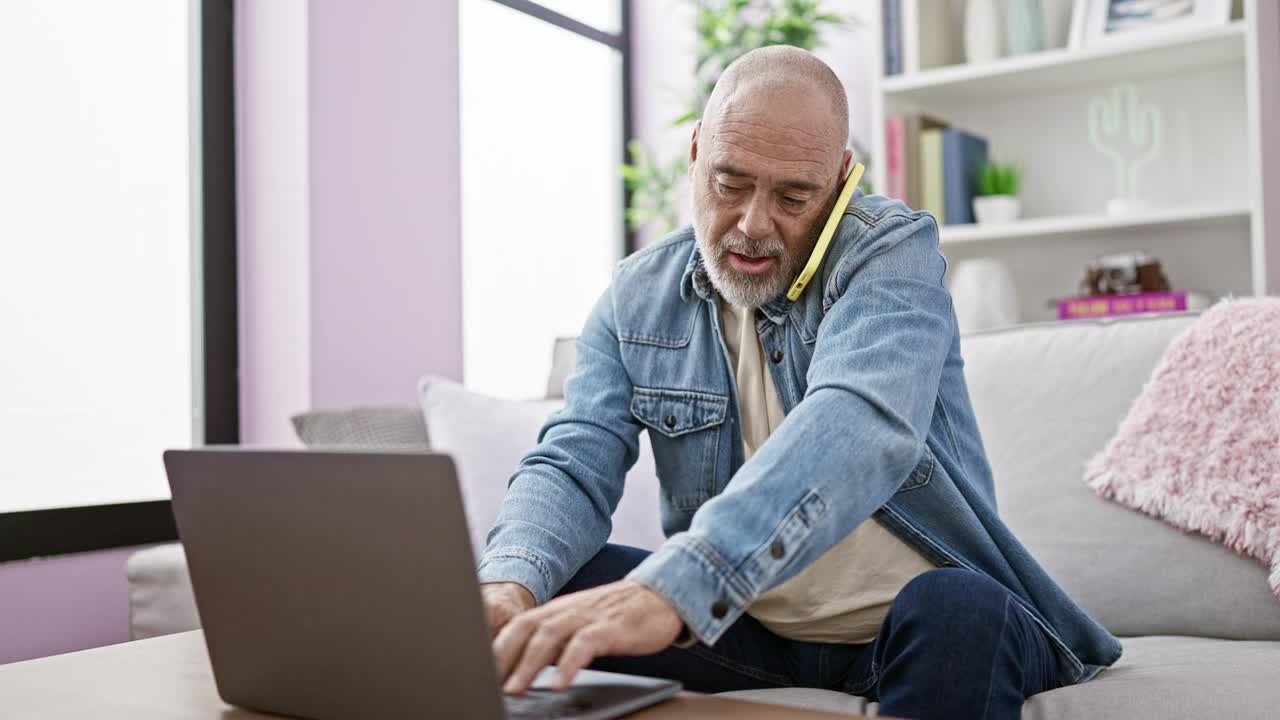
[939,205,1250,246]
[965,310,1209,335]
[883,21,1246,105]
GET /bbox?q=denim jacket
[477,193,1122,686]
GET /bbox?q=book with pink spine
[885,115,906,202]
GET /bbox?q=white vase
[1007,0,1043,56]
[948,259,1021,334]
[1040,0,1074,49]
[973,195,1022,224]
[965,0,1004,64]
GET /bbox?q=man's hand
[493,580,683,694]
[480,582,536,637]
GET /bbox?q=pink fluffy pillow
[1085,299,1280,598]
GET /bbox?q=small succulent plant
[976,161,1022,197]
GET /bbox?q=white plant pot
[973,195,1022,225]
[1106,196,1139,216]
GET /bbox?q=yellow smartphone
[786,161,866,301]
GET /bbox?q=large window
[0,0,237,560]
[459,0,629,398]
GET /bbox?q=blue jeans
[559,544,1061,720]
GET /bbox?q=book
[883,0,902,76]
[901,0,919,74]
[919,128,945,224]
[1058,291,1190,320]
[941,129,989,225]
[885,116,906,201]
[886,114,947,209]
[902,0,959,74]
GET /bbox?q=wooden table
[0,632,867,719]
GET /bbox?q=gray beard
[696,228,811,308]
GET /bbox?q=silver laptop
[164,448,681,720]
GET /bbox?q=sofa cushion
[290,405,428,449]
[418,376,666,557]
[1021,635,1280,719]
[718,636,1280,719]
[125,543,200,640]
[961,313,1280,639]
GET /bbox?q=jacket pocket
[630,387,728,510]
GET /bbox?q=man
[478,47,1120,719]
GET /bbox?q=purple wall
[238,0,463,441]
[0,547,141,665]
[237,0,312,447]
[307,0,463,410]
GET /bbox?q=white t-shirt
[719,297,936,644]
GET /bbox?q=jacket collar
[680,242,793,325]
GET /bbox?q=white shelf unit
[940,205,1251,246]
[881,21,1247,103]
[868,0,1280,325]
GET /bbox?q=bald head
[688,46,853,308]
[701,46,849,154]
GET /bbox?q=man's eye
[717,182,743,194]
[781,196,806,208]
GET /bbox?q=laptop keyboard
[504,688,594,719]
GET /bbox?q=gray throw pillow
[290,405,429,449]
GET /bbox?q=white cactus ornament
[1088,83,1164,216]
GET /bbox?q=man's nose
[737,191,773,241]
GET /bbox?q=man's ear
[840,148,853,179]
[688,121,702,172]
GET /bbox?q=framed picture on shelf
[1068,0,1232,50]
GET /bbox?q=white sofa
[127,313,1280,717]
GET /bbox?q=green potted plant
[973,161,1022,225]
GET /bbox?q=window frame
[0,0,239,563]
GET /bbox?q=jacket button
[770,350,784,364]
[664,415,677,429]
[710,601,729,619]
[770,541,785,559]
